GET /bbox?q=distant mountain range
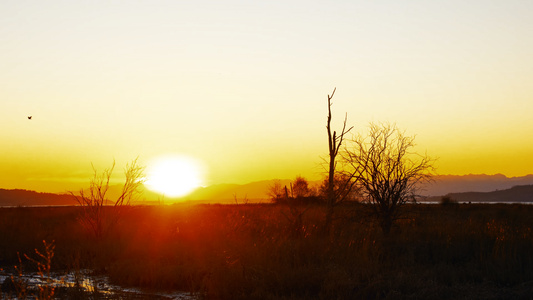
[2,174,533,206]
[0,189,76,206]
[434,185,533,203]
[178,174,533,203]
[421,174,533,196]
[133,174,533,203]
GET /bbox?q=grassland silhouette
[1,90,532,299]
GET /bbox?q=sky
[1,0,533,194]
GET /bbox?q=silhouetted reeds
[1,203,532,299]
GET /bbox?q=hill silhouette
[178,174,533,203]
[421,174,533,196]
[3,174,533,206]
[437,185,533,203]
[0,189,76,206]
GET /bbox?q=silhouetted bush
[268,176,322,205]
[440,196,458,206]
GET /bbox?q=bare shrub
[4,254,30,299]
[267,179,286,203]
[440,196,458,206]
[24,240,56,300]
[70,158,144,239]
[233,193,249,205]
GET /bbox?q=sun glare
[144,155,205,198]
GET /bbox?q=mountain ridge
[437,184,533,203]
[421,174,533,196]
[0,189,77,206]
[2,174,533,206]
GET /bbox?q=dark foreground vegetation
[1,203,532,299]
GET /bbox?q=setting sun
[144,155,205,198]
[2,1,533,298]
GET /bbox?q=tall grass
[1,203,532,299]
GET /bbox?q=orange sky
[1,1,533,194]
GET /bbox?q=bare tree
[344,123,435,234]
[319,173,360,203]
[325,88,354,232]
[292,176,310,199]
[267,179,286,203]
[70,158,144,239]
[268,177,316,204]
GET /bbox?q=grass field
[1,203,532,299]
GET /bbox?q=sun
[144,155,206,198]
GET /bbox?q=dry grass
[1,203,532,299]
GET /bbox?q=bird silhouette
[27,116,32,120]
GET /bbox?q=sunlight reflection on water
[0,270,197,299]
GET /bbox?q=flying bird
[27,116,32,120]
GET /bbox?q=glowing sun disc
[145,155,205,197]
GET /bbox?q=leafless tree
[325,88,354,232]
[343,123,435,234]
[70,158,144,239]
[267,179,286,203]
[319,173,360,203]
[292,176,311,199]
[268,177,316,204]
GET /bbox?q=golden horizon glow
[144,155,206,198]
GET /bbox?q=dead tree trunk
[324,88,353,233]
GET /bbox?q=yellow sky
[1,0,533,193]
